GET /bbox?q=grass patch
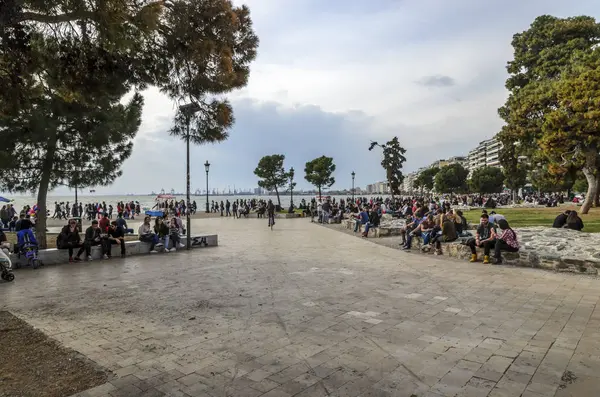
[462,205,600,233]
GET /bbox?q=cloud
[40,0,600,195]
[416,75,456,87]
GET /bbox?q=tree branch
[18,11,96,24]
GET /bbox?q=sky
[54,0,600,195]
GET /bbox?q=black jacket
[84,226,101,242]
[552,213,568,228]
[57,225,81,248]
[369,211,380,227]
[108,226,125,239]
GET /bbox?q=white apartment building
[366,181,390,194]
[402,172,418,193]
[468,137,503,174]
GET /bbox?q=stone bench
[342,219,406,238]
[8,234,218,267]
[406,234,599,275]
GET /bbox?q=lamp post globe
[351,171,355,203]
[204,161,210,214]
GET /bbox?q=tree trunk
[581,148,599,215]
[274,186,281,208]
[318,186,322,202]
[595,188,600,207]
[36,135,58,249]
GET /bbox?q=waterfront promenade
[1,218,599,396]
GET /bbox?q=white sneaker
[87,255,93,261]
[103,254,109,260]
[164,248,170,253]
[150,250,158,254]
[170,248,177,252]
[178,243,185,248]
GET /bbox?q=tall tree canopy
[254,154,288,208]
[497,15,600,213]
[304,156,335,200]
[469,166,505,194]
[413,167,439,194]
[434,163,469,195]
[0,0,259,246]
[368,137,407,199]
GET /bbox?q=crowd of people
[305,192,588,266]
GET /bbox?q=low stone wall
[407,228,599,275]
[8,234,218,267]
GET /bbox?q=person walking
[267,200,275,229]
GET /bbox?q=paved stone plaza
[2,218,600,397]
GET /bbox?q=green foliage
[254,155,288,207]
[498,15,600,213]
[434,163,469,194]
[378,137,407,197]
[573,177,588,193]
[0,0,259,246]
[304,156,336,199]
[469,166,505,194]
[413,167,439,192]
[288,167,296,193]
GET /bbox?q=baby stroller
[15,229,41,269]
[0,248,14,282]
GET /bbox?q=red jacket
[99,217,110,232]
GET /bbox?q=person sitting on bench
[138,216,159,253]
[108,221,126,258]
[57,219,85,262]
[77,220,105,261]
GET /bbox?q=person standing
[267,200,275,228]
[226,200,231,217]
[232,201,238,218]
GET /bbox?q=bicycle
[268,213,275,230]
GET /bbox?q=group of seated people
[399,207,468,254]
[398,205,519,265]
[55,212,185,261]
[138,215,185,253]
[57,218,128,261]
[552,210,584,231]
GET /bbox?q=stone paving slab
[1,218,599,397]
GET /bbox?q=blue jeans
[405,231,421,248]
[354,220,366,232]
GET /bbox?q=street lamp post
[289,167,295,209]
[179,102,200,250]
[205,161,210,214]
[351,171,355,203]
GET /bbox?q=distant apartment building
[366,181,390,194]
[467,137,503,174]
[402,172,418,193]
